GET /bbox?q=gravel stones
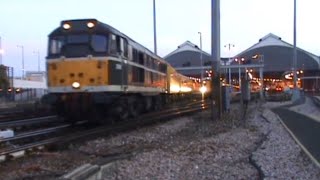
[251,103,320,179]
[0,101,319,179]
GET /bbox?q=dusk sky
[0,0,319,76]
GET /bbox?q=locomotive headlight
[200,86,207,94]
[87,22,95,28]
[63,23,71,30]
[72,82,81,89]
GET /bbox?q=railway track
[0,101,53,121]
[0,115,60,129]
[0,99,209,162]
[0,110,53,122]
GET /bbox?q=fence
[0,65,14,101]
[0,65,47,103]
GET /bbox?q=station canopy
[164,41,228,77]
[232,33,320,78]
[164,33,320,79]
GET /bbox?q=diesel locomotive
[43,19,199,123]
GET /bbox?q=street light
[198,32,203,83]
[17,45,24,79]
[253,54,265,96]
[234,57,244,91]
[33,50,40,71]
[224,43,235,84]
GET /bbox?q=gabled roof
[236,33,320,65]
[164,41,210,59]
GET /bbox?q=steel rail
[0,100,209,158]
[0,115,59,129]
[0,124,70,143]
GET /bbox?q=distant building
[164,41,228,78]
[232,33,320,78]
[232,33,320,91]
[25,71,46,82]
[164,33,320,91]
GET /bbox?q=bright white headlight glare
[72,82,81,89]
[200,86,207,94]
[63,23,71,30]
[87,22,95,28]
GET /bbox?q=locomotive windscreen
[48,34,108,58]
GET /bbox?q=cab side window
[123,39,128,58]
[110,34,117,55]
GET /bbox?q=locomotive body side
[43,19,196,123]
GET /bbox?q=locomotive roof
[49,19,165,64]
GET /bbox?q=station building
[164,33,320,93]
[164,41,229,79]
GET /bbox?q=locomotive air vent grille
[97,61,102,69]
[51,63,57,70]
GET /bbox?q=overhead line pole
[292,0,299,101]
[211,0,221,120]
[198,32,203,82]
[153,0,157,55]
[293,0,297,88]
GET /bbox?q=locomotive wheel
[128,97,143,118]
[144,97,153,112]
[111,99,129,121]
[90,105,106,124]
[153,96,163,110]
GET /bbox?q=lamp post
[259,55,264,100]
[198,32,203,83]
[33,50,40,71]
[153,0,157,55]
[234,58,244,91]
[224,43,235,84]
[17,45,24,79]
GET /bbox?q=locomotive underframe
[43,91,193,123]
